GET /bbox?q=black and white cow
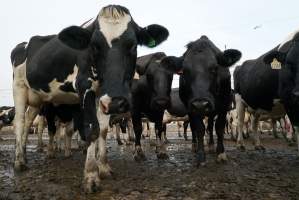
[38,104,84,157]
[163,88,189,141]
[0,106,15,131]
[11,5,169,193]
[262,30,299,153]
[129,52,181,161]
[234,44,287,150]
[165,36,241,165]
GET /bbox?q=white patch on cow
[98,8,131,47]
[99,94,112,113]
[133,72,140,80]
[34,65,80,104]
[278,29,299,50]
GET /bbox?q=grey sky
[1,0,299,105]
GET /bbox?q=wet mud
[0,128,299,200]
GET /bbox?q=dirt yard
[0,127,299,200]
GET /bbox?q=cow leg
[177,122,182,137]
[190,115,206,166]
[132,114,146,161]
[191,129,197,153]
[13,66,29,171]
[127,119,135,143]
[252,114,264,150]
[37,116,45,152]
[207,116,215,152]
[83,141,100,193]
[115,124,123,145]
[293,126,299,155]
[46,115,57,158]
[155,122,169,159]
[235,94,246,150]
[97,110,112,178]
[215,113,228,163]
[183,121,188,141]
[22,106,39,159]
[64,122,73,158]
[272,119,279,138]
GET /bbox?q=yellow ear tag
[271,58,281,70]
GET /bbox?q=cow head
[263,32,299,124]
[166,36,241,115]
[0,107,15,125]
[58,5,169,115]
[136,52,181,111]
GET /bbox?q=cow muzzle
[190,99,213,115]
[99,95,130,114]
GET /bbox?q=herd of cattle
[1,4,299,193]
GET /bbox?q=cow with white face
[11,4,169,193]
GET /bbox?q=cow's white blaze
[98,8,131,47]
[279,29,299,50]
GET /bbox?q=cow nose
[190,100,212,115]
[109,97,130,114]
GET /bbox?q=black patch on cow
[58,26,92,50]
[59,82,76,93]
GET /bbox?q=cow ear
[161,56,184,74]
[58,26,92,50]
[138,24,169,48]
[263,51,286,64]
[217,49,242,67]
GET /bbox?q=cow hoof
[83,172,101,193]
[184,136,188,141]
[36,147,43,152]
[117,140,123,145]
[208,145,215,153]
[149,140,157,146]
[64,151,72,158]
[254,145,265,151]
[98,163,113,178]
[196,161,207,167]
[14,161,27,171]
[156,152,169,160]
[46,151,55,159]
[164,139,170,144]
[134,147,146,162]
[125,141,133,146]
[216,153,228,163]
[236,144,246,151]
[191,143,198,153]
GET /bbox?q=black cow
[38,104,84,157]
[131,52,181,161]
[234,44,288,150]
[163,88,189,141]
[262,31,299,153]
[0,106,15,130]
[11,5,169,193]
[166,36,241,165]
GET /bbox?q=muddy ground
[0,127,299,200]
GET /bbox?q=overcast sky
[1,0,299,105]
